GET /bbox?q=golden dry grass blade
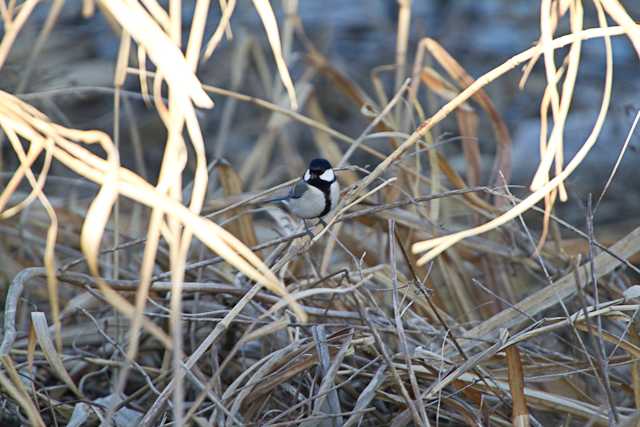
[463,226,640,351]
[168,0,181,45]
[352,26,625,220]
[535,64,566,250]
[0,90,305,321]
[80,166,118,278]
[82,0,96,17]
[422,38,512,187]
[420,67,468,104]
[0,148,43,216]
[251,0,298,109]
[600,0,640,57]
[0,2,9,27]
[26,325,36,393]
[0,0,38,71]
[136,46,151,105]
[411,22,614,264]
[453,371,608,423]
[140,0,171,31]
[531,0,584,198]
[309,52,493,216]
[216,161,258,247]
[1,126,62,351]
[0,133,49,219]
[0,360,45,427]
[114,30,131,87]
[203,0,236,59]
[118,181,295,311]
[456,109,481,188]
[185,0,211,70]
[520,1,577,247]
[420,67,482,188]
[540,0,562,120]
[155,25,210,420]
[99,0,213,109]
[394,0,411,91]
[31,312,83,398]
[519,0,571,89]
[181,100,211,219]
[1,356,31,405]
[218,0,234,37]
[506,345,530,427]
[152,70,170,125]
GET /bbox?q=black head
[304,158,335,185]
[308,158,332,173]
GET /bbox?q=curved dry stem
[413,14,614,265]
[203,0,236,59]
[531,0,584,197]
[2,126,62,350]
[0,91,306,328]
[251,0,298,110]
[0,268,47,355]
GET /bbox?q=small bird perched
[266,158,340,229]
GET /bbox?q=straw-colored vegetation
[1,0,640,425]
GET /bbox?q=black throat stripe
[307,177,333,217]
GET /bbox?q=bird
[265,158,340,231]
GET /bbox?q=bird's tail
[260,195,289,204]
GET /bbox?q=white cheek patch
[304,170,311,181]
[319,169,335,182]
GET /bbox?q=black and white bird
[267,158,340,226]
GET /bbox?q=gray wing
[289,180,308,199]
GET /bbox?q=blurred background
[2,0,640,228]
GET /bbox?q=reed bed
[1,0,640,426]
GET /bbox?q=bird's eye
[319,169,335,182]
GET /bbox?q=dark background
[2,0,639,230]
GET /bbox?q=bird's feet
[302,220,315,239]
[301,218,328,240]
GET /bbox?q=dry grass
[1,0,640,426]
